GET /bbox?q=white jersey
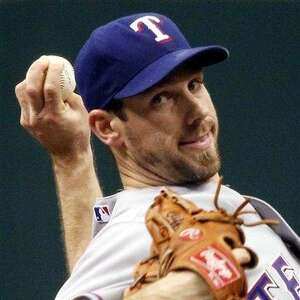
[55,182,300,300]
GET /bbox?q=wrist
[51,146,94,166]
[51,147,98,180]
[51,145,101,196]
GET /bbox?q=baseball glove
[123,178,278,300]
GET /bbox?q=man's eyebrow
[158,70,204,87]
[142,70,204,97]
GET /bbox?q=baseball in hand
[47,55,76,100]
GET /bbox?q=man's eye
[151,93,170,105]
[188,79,203,92]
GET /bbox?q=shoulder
[244,195,300,259]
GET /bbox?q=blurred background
[1,1,299,299]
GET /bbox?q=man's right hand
[15,56,102,270]
[15,55,91,159]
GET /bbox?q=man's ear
[89,109,124,147]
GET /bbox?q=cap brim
[114,45,229,100]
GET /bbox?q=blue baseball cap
[75,13,229,111]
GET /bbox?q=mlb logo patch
[94,205,111,223]
[190,244,240,289]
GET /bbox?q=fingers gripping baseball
[15,56,90,157]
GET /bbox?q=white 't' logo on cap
[130,16,171,42]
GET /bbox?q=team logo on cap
[130,15,171,43]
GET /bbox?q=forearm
[15,57,100,272]
[52,147,102,271]
[125,271,213,300]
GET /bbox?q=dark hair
[104,99,128,121]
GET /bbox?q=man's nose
[182,91,209,126]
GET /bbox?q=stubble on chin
[171,147,221,184]
[125,128,221,185]
[141,143,221,185]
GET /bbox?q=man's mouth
[179,132,212,150]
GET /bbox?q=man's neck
[115,153,220,189]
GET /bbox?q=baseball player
[15,13,299,300]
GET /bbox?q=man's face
[117,66,220,184]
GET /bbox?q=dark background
[1,1,299,299]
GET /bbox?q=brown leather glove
[124,181,276,300]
